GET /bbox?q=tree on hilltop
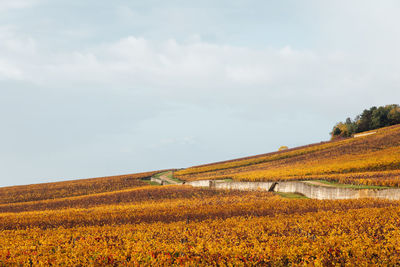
[331,104,400,139]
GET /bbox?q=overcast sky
[1,0,399,187]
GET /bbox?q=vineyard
[0,170,165,204]
[175,125,400,187]
[1,184,400,265]
[1,125,400,265]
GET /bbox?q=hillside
[2,125,400,265]
[0,170,166,204]
[175,124,400,187]
[2,180,400,265]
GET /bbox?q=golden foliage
[0,186,400,265]
[2,125,400,265]
[0,170,166,204]
[176,125,400,187]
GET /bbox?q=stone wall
[150,177,163,184]
[214,181,275,191]
[186,180,210,187]
[187,179,400,200]
[276,182,400,200]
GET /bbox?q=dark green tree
[371,106,390,129]
[388,106,400,125]
[355,109,372,133]
[331,104,400,140]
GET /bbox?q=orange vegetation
[0,185,400,265]
[2,125,400,265]
[175,125,400,187]
[0,170,165,204]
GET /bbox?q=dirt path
[353,131,377,138]
[159,173,182,184]
[156,171,183,185]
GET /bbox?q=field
[0,170,165,204]
[2,183,400,266]
[175,125,400,187]
[2,125,400,265]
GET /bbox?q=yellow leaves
[176,125,400,187]
[0,170,165,205]
[1,124,400,265]
[0,188,276,229]
[1,190,400,265]
[176,138,352,177]
[228,146,400,186]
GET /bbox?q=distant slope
[175,125,400,187]
[0,185,235,214]
[0,170,167,204]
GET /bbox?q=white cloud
[1,32,399,115]
[5,36,312,90]
[0,60,23,80]
[2,1,400,186]
[0,0,40,12]
[0,26,37,54]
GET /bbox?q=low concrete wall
[373,188,400,200]
[150,177,163,185]
[276,182,400,200]
[187,180,210,187]
[354,131,376,138]
[276,182,357,199]
[187,179,400,200]
[214,181,275,191]
[188,180,275,191]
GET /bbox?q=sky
[1,0,400,187]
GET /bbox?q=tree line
[331,104,400,139]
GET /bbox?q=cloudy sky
[1,0,399,187]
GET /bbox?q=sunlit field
[2,125,400,265]
[176,125,400,187]
[2,184,400,265]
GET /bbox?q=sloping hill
[1,126,400,265]
[0,170,167,204]
[175,125,400,187]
